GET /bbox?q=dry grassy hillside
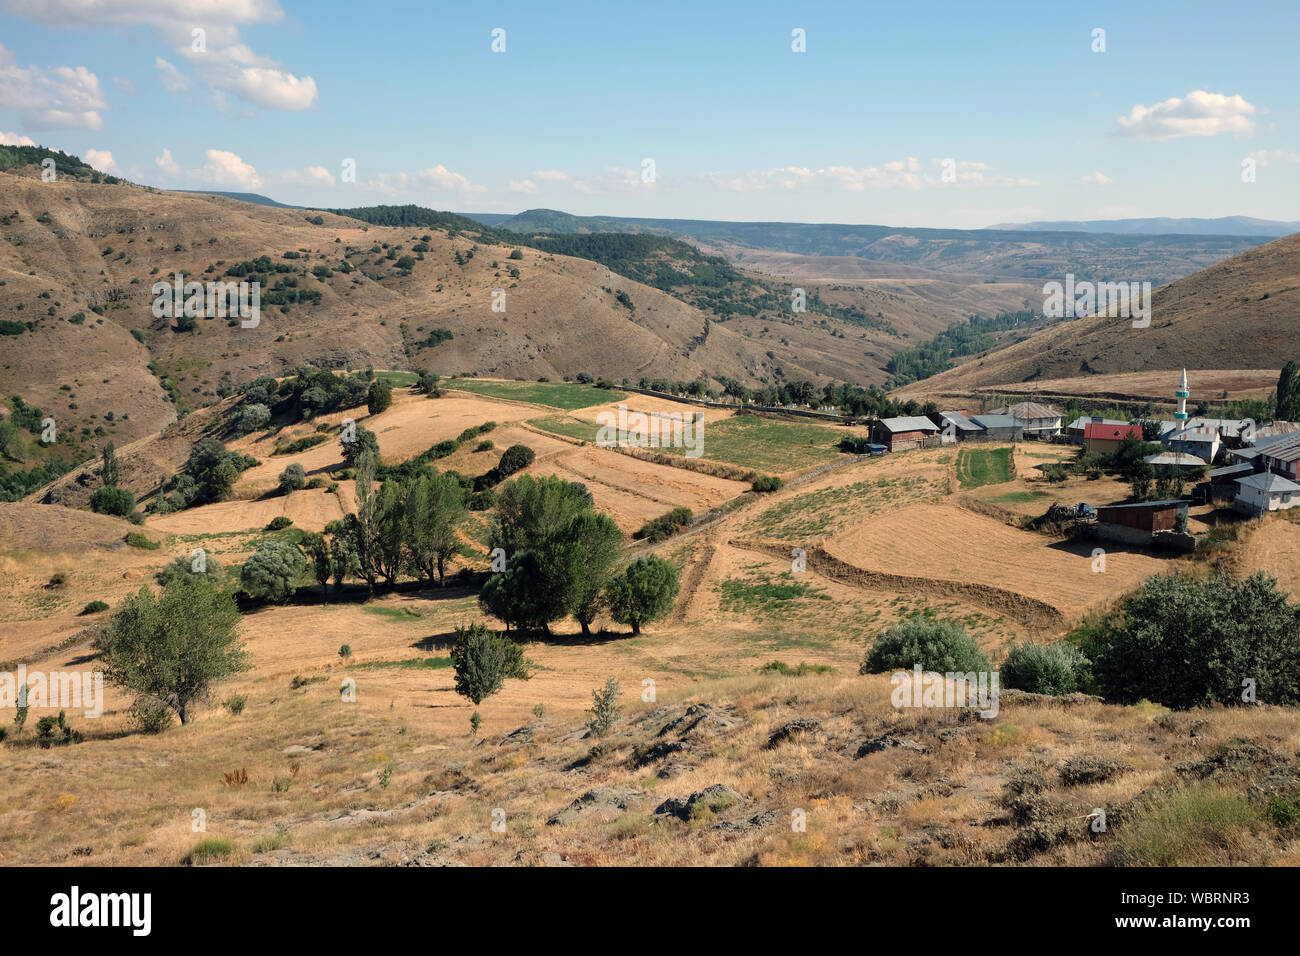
[894,232,1300,404]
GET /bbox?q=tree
[1129,459,1153,501]
[478,549,565,633]
[330,533,356,594]
[860,617,990,674]
[308,533,332,602]
[240,538,306,603]
[95,574,247,725]
[89,485,135,516]
[340,423,379,467]
[1094,572,1300,708]
[278,462,306,495]
[100,441,119,487]
[450,622,531,705]
[156,553,224,588]
[235,403,270,436]
[372,479,406,586]
[405,471,466,586]
[1277,360,1300,421]
[560,511,623,636]
[607,555,680,635]
[346,452,381,595]
[367,379,393,415]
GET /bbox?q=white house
[1234,471,1300,516]
[988,401,1063,438]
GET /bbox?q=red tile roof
[1084,422,1142,441]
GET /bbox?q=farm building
[1253,433,1300,481]
[930,411,985,443]
[1067,416,1129,444]
[1163,425,1222,463]
[1144,450,1208,471]
[987,401,1063,438]
[970,414,1022,441]
[1233,471,1300,516]
[1095,499,1191,548]
[1200,462,1255,503]
[1084,421,1142,456]
[872,416,940,452]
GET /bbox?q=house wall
[1085,437,1126,456]
[1235,485,1300,515]
[1095,505,1177,532]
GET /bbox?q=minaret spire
[1175,368,1189,423]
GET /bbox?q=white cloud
[707,158,1033,192]
[1117,90,1259,140]
[155,147,180,175]
[418,164,482,192]
[508,178,539,193]
[85,148,114,171]
[112,75,136,94]
[281,165,335,187]
[1078,170,1113,185]
[0,0,318,112]
[197,149,261,189]
[155,57,189,94]
[0,42,105,130]
[1245,148,1300,167]
[0,129,35,145]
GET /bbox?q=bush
[240,538,306,602]
[496,444,534,478]
[277,463,306,494]
[367,379,392,415]
[606,555,680,636]
[35,710,83,747]
[1094,571,1300,707]
[860,617,990,674]
[224,694,247,715]
[90,485,135,516]
[124,532,160,549]
[264,516,293,531]
[751,475,783,492]
[635,507,692,543]
[79,600,109,615]
[128,697,174,734]
[586,677,621,736]
[474,440,494,452]
[450,622,531,705]
[156,554,224,588]
[1000,641,1090,695]
[235,402,270,436]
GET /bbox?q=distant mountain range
[987,216,1300,237]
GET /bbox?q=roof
[1254,433,1300,463]
[1097,499,1187,511]
[878,416,939,434]
[1068,416,1129,431]
[1208,462,1254,479]
[1165,426,1221,442]
[1235,471,1300,493]
[987,401,1063,422]
[1144,451,1208,467]
[971,414,1020,429]
[936,411,983,431]
[1084,422,1142,441]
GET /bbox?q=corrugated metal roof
[971,414,1020,428]
[1144,451,1208,466]
[1068,416,1129,430]
[878,416,939,433]
[1098,499,1187,510]
[1235,471,1300,493]
[988,401,1063,421]
[937,411,982,430]
[1209,462,1254,478]
[1084,422,1142,441]
[1255,433,1300,462]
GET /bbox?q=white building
[1234,471,1300,516]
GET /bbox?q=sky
[0,0,1296,228]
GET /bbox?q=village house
[1163,424,1223,463]
[1084,421,1142,456]
[986,401,1063,438]
[872,415,940,452]
[1067,415,1129,444]
[929,411,985,443]
[970,414,1022,441]
[1233,471,1300,516]
[1144,450,1208,471]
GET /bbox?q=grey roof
[987,401,1063,421]
[1235,471,1300,493]
[878,416,939,433]
[1165,426,1221,442]
[1254,433,1300,462]
[971,414,1020,429]
[1097,499,1187,511]
[936,411,983,431]
[1145,451,1208,466]
[1208,462,1254,478]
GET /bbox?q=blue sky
[1,0,1296,227]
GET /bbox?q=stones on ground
[1058,753,1131,786]
[654,783,743,821]
[766,717,820,749]
[855,733,928,758]
[655,702,743,740]
[712,808,777,835]
[547,786,642,826]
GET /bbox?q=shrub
[606,555,680,636]
[128,696,174,734]
[35,710,83,747]
[277,463,306,494]
[264,516,293,531]
[586,677,621,736]
[184,837,235,865]
[635,506,692,542]
[751,475,783,492]
[475,440,494,452]
[90,485,135,516]
[1001,641,1090,696]
[224,694,247,715]
[235,402,270,436]
[79,600,109,615]
[48,572,68,588]
[1094,571,1300,708]
[240,538,306,602]
[156,554,225,588]
[860,617,990,674]
[450,622,531,705]
[367,379,392,415]
[496,444,534,478]
[124,532,160,549]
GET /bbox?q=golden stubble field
[4,388,1299,866]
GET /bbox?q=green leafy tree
[450,622,531,705]
[373,478,406,586]
[235,403,270,436]
[278,462,306,494]
[405,471,466,585]
[340,423,379,467]
[95,574,247,725]
[860,617,990,674]
[100,441,119,487]
[367,379,393,415]
[240,538,307,603]
[90,485,135,516]
[560,511,623,636]
[330,533,356,594]
[308,533,332,602]
[1277,361,1300,421]
[607,555,680,636]
[346,452,381,595]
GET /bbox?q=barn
[970,414,1022,441]
[872,416,940,452]
[1084,421,1142,456]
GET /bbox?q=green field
[744,471,944,539]
[986,489,1053,504]
[529,415,599,442]
[445,378,624,410]
[956,446,1013,489]
[658,415,842,473]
